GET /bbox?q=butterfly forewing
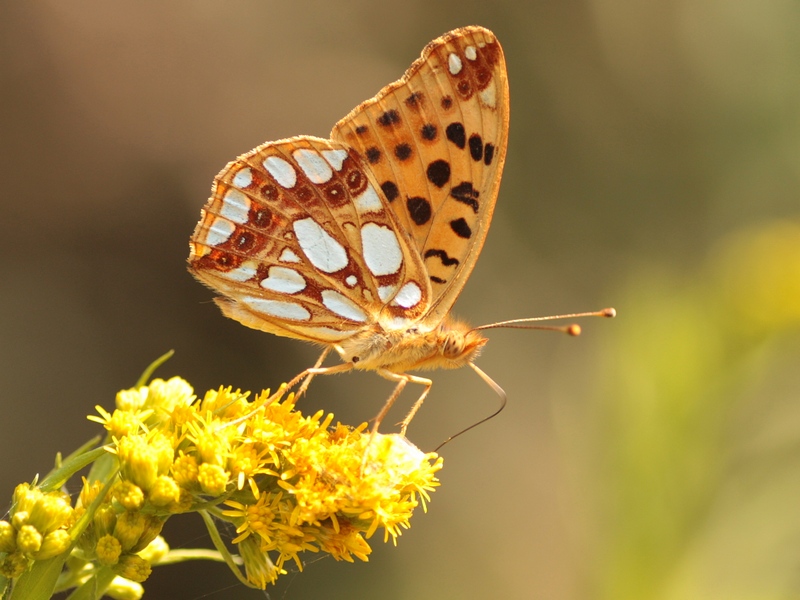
[189,136,431,343]
[331,26,509,323]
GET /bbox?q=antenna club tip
[567,324,582,336]
[602,307,616,318]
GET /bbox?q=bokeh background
[2,1,799,598]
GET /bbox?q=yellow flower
[113,481,145,511]
[113,554,152,583]
[237,535,282,588]
[114,512,147,552]
[96,534,122,565]
[15,525,42,555]
[116,436,160,492]
[170,452,199,488]
[148,476,181,508]
[1,369,442,595]
[197,463,229,497]
[223,492,283,547]
[229,442,278,498]
[35,529,72,560]
[0,552,28,579]
[0,521,16,553]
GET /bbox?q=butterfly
[188,26,613,436]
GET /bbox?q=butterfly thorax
[336,317,487,373]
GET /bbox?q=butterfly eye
[351,356,361,364]
[442,336,464,358]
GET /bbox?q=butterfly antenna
[434,363,507,452]
[473,307,616,336]
[436,308,616,450]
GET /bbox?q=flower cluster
[0,370,442,597]
[0,485,74,578]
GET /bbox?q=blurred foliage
[592,220,800,599]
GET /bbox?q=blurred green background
[2,1,799,598]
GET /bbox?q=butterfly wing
[330,26,509,323]
[188,136,432,344]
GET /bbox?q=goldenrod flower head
[4,483,75,566]
[114,512,148,552]
[30,490,73,535]
[237,535,282,588]
[97,534,123,565]
[197,463,229,496]
[116,435,160,492]
[113,481,145,512]
[0,521,16,553]
[92,405,146,439]
[12,484,40,524]
[15,525,42,555]
[229,442,278,498]
[148,475,181,508]
[115,387,150,413]
[35,529,72,560]
[115,432,173,493]
[93,505,118,539]
[131,515,165,554]
[79,478,107,510]
[112,554,152,583]
[218,401,442,586]
[223,491,283,547]
[170,452,199,489]
[144,377,195,416]
[198,386,252,420]
[0,551,28,579]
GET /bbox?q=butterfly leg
[274,360,354,402]
[398,377,434,436]
[374,370,433,436]
[294,347,332,400]
[360,370,433,470]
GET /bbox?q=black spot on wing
[407,197,432,225]
[450,217,472,239]
[450,182,480,212]
[405,91,424,108]
[426,160,451,188]
[377,110,401,127]
[394,143,412,161]
[381,181,399,202]
[446,123,466,149]
[484,143,495,166]
[469,134,483,162]
[421,123,437,141]
[424,249,460,267]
